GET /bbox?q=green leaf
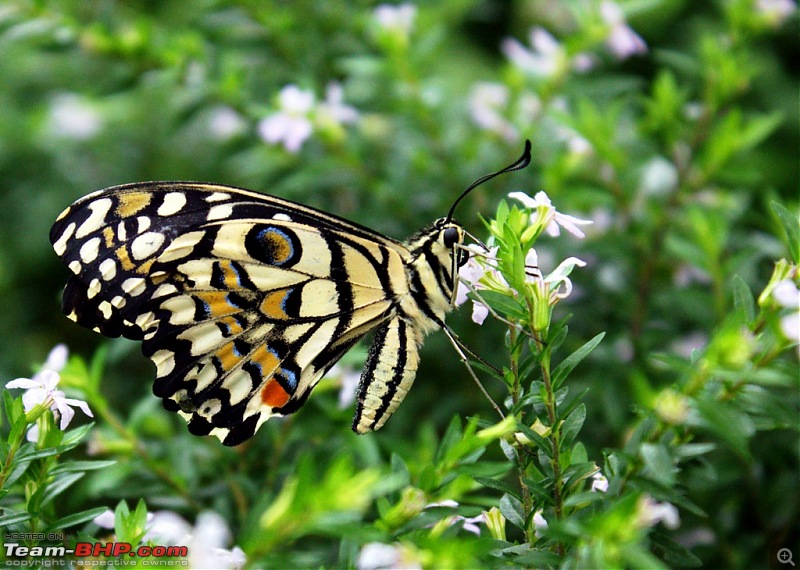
[60,423,95,449]
[42,507,109,534]
[560,404,586,449]
[15,446,65,463]
[551,333,605,389]
[0,511,33,527]
[692,400,755,459]
[640,443,676,487]
[471,289,528,322]
[650,531,703,567]
[731,275,755,324]
[499,493,525,530]
[40,472,85,507]
[771,201,800,262]
[434,416,462,465]
[473,476,521,500]
[50,460,117,475]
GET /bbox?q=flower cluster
[94,509,245,569]
[258,83,359,153]
[5,344,92,442]
[456,191,591,329]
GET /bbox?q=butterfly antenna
[445,139,532,223]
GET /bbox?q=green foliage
[1,0,797,568]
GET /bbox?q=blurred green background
[0,0,797,567]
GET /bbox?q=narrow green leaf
[731,275,755,324]
[40,472,85,507]
[472,290,528,321]
[772,201,800,262]
[50,460,117,475]
[552,332,605,389]
[473,476,521,500]
[559,404,586,449]
[42,507,109,533]
[650,531,703,567]
[499,493,525,530]
[15,446,64,463]
[640,443,676,487]
[60,422,95,448]
[693,400,755,459]
[0,511,33,527]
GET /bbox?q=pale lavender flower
[373,3,417,36]
[755,0,797,26]
[670,331,708,359]
[325,363,362,409]
[532,510,548,538]
[48,93,102,140]
[317,82,359,127]
[6,344,92,441]
[591,472,609,492]
[468,82,517,142]
[637,496,680,530]
[773,279,800,345]
[600,1,648,59]
[425,500,483,536]
[207,106,247,141]
[357,542,421,570]
[502,27,564,78]
[508,191,593,238]
[257,85,315,153]
[456,245,504,325]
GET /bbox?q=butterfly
[49,142,530,446]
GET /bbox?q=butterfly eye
[443,227,460,249]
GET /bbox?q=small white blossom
[755,0,797,26]
[773,279,800,344]
[469,82,517,142]
[5,344,92,441]
[207,106,247,140]
[508,191,593,238]
[591,472,609,492]
[637,496,680,530]
[541,255,588,301]
[502,27,564,78]
[325,363,362,409]
[532,510,548,538]
[48,93,103,140]
[357,542,421,570]
[425,500,483,536]
[456,245,505,325]
[600,1,648,59]
[317,82,359,127]
[95,509,244,569]
[640,156,678,196]
[373,3,417,36]
[257,85,315,153]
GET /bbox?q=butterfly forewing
[50,182,463,445]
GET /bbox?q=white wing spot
[75,198,112,239]
[68,260,82,274]
[136,216,151,234]
[158,192,188,216]
[53,222,76,256]
[122,277,147,296]
[79,237,101,263]
[131,232,165,260]
[153,283,179,299]
[272,213,292,221]
[205,192,231,202]
[135,311,158,331]
[87,278,102,299]
[152,349,176,378]
[98,300,113,319]
[110,295,126,308]
[207,204,234,220]
[117,221,127,241]
[98,258,117,281]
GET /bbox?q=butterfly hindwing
[50,182,448,445]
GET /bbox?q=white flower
[425,500,483,536]
[456,245,504,325]
[640,156,678,196]
[532,510,548,538]
[600,1,648,59]
[5,344,92,440]
[95,509,245,569]
[317,82,359,127]
[325,364,361,409]
[48,93,103,140]
[257,85,315,153]
[508,191,593,238]
[207,106,247,140]
[637,496,680,530]
[468,82,517,142]
[540,254,587,301]
[373,3,417,36]
[755,0,797,26]
[357,542,421,570]
[591,472,609,492]
[501,27,564,78]
[773,279,800,344]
